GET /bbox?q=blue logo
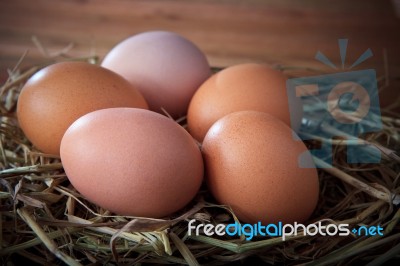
[351,225,384,236]
[287,39,382,167]
[187,219,384,241]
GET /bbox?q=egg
[101,31,211,118]
[60,108,204,218]
[17,62,148,155]
[187,63,303,142]
[202,111,319,224]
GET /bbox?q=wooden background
[1,0,399,106]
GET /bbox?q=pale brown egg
[60,108,204,218]
[202,111,319,224]
[101,31,211,118]
[187,63,303,142]
[17,62,148,155]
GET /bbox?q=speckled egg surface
[202,111,319,224]
[187,63,303,142]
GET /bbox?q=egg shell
[60,108,204,218]
[202,111,319,224]
[17,62,148,155]
[187,63,303,142]
[101,31,211,118]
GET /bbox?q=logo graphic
[287,39,382,167]
[188,219,384,241]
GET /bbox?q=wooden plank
[0,0,399,95]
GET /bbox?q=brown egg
[202,111,319,224]
[60,108,204,217]
[17,62,148,155]
[187,63,303,142]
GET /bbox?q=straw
[1,50,399,265]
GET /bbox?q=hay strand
[17,207,82,266]
[1,53,400,265]
[313,157,393,203]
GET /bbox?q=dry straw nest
[1,46,400,265]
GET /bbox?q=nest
[1,46,400,265]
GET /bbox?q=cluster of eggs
[17,31,319,224]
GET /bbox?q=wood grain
[0,0,399,104]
